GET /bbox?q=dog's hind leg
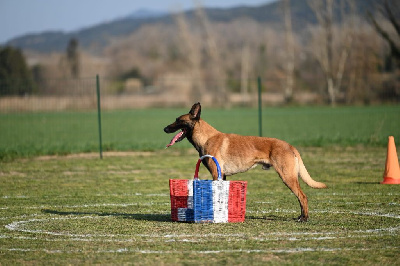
[277,170,309,222]
[272,156,309,222]
[287,177,308,222]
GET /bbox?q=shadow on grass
[246,215,295,221]
[354,182,381,184]
[42,209,295,223]
[41,209,171,222]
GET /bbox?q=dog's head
[164,102,201,148]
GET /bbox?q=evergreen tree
[0,46,35,96]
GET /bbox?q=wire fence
[1,74,399,113]
[0,75,399,159]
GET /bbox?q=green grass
[0,148,399,264]
[0,105,399,160]
[1,106,399,264]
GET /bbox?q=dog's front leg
[203,158,222,180]
[210,163,221,181]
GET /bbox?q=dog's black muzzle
[164,126,173,133]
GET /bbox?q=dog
[164,102,327,222]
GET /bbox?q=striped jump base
[169,155,247,223]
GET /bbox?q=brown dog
[164,102,327,221]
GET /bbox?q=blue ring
[199,155,222,180]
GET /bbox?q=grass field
[0,148,399,264]
[0,106,399,264]
[0,105,399,159]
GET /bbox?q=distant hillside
[5,0,379,54]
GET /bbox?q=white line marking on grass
[314,192,400,196]
[0,213,41,221]
[2,246,399,254]
[3,203,399,255]
[248,209,400,220]
[2,195,30,199]
[2,248,64,254]
[7,202,169,210]
[5,216,119,238]
[312,209,400,220]
[5,210,400,241]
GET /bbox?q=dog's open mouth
[166,129,187,148]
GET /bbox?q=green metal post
[258,76,262,137]
[96,75,103,159]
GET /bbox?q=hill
[5,0,380,54]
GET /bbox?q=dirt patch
[31,151,155,161]
[29,149,198,161]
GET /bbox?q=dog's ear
[189,102,201,120]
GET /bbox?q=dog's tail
[292,147,327,189]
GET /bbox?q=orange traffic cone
[381,136,400,184]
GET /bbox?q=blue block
[193,180,214,222]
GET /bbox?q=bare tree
[345,23,382,104]
[240,44,250,104]
[174,10,206,102]
[308,0,354,106]
[194,2,229,106]
[66,38,80,78]
[282,0,295,103]
[368,0,400,67]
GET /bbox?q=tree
[174,10,206,102]
[195,3,229,107]
[240,44,250,104]
[368,0,400,68]
[0,46,35,96]
[282,0,295,103]
[66,38,80,78]
[308,0,354,106]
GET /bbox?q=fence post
[258,76,262,137]
[96,75,103,159]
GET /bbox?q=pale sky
[0,0,275,44]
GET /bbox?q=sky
[0,0,275,44]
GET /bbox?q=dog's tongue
[166,131,184,148]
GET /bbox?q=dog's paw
[262,163,271,170]
[297,215,308,222]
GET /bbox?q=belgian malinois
[164,102,327,221]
